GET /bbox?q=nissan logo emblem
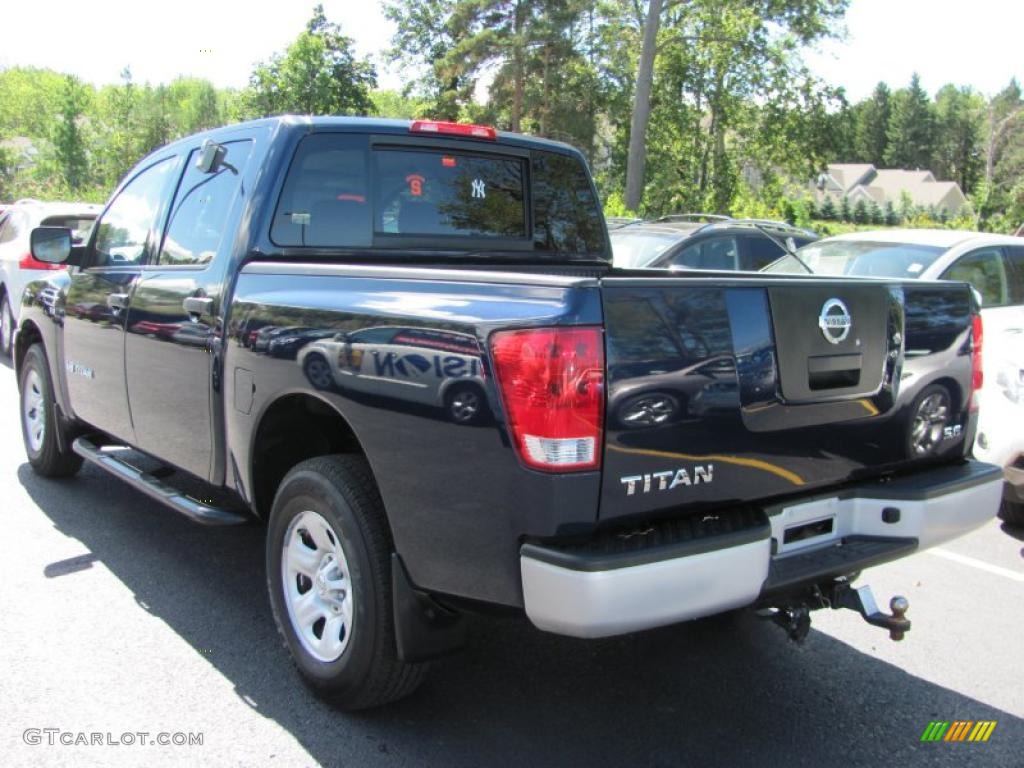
[819,298,852,344]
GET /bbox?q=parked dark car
[611,215,818,271]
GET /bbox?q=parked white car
[297,325,488,424]
[0,200,101,355]
[768,229,1024,523]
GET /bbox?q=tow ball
[766,582,911,643]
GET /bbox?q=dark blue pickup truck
[14,117,1002,709]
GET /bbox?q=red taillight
[490,327,604,472]
[970,313,983,410]
[410,120,497,140]
[19,253,65,271]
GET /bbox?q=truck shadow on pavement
[19,462,1024,768]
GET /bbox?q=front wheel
[19,344,83,478]
[302,353,334,391]
[266,455,427,709]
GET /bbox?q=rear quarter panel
[225,266,604,607]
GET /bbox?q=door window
[160,140,253,266]
[1007,246,1024,305]
[942,248,1009,308]
[671,236,739,270]
[92,158,178,267]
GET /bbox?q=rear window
[765,240,945,277]
[610,229,686,268]
[271,132,605,256]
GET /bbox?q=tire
[905,383,952,458]
[999,498,1024,527]
[266,455,427,709]
[302,353,334,391]
[0,291,13,358]
[444,382,485,425]
[19,344,83,478]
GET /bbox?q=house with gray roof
[813,163,968,216]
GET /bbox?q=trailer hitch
[829,583,911,641]
[763,582,910,643]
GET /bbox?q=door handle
[183,296,213,320]
[107,293,130,312]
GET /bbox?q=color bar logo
[920,721,997,742]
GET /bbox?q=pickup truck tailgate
[599,276,975,522]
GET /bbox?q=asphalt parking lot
[1,351,1022,768]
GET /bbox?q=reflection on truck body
[297,326,487,424]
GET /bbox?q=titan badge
[620,465,714,495]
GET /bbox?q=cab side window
[942,248,1009,308]
[160,140,254,266]
[92,158,177,267]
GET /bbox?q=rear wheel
[906,384,951,458]
[266,455,426,709]
[0,292,13,357]
[19,344,83,478]
[444,382,485,424]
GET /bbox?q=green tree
[819,195,836,220]
[854,82,890,165]
[883,199,899,226]
[51,75,91,190]
[933,84,983,193]
[839,195,851,221]
[867,199,882,224]
[885,73,935,169]
[244,4,376,116]
[852,197,868,223]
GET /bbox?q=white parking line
[927,548,1024,583]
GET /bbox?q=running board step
[72,437,249,526]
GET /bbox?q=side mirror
[785,236,797,253]
[30,227,73,265]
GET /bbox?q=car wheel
[906,384,952,458]
[19,344,83,478]
[999,499,1024,527]
[266,455,427,709]
[616,392,680,428]
[302,353,334,391]
[0,292,13,357]
[444,382,485,424]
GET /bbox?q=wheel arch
[249,391,382,524]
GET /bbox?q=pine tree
[852,198,869,223]
[883,200,899,226]
[854,82,891,165]
[839,195,852,222]
[868,200,883,225]
[52,75,89,190]
[885,73,936,170]
[819,196,836,220]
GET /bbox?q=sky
[1,0,1020,102]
